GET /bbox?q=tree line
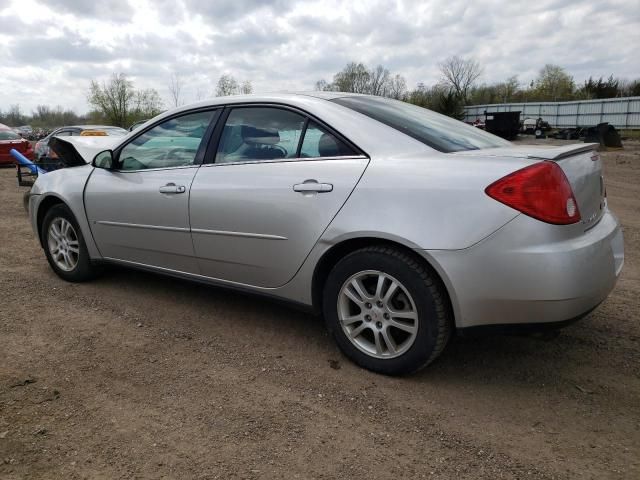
[1,72,254,129]
[315,58,640,119]
[2,61,638,128]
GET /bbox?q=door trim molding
[96,221,287,240]
[191,228,288,240]
[95,220,189,233]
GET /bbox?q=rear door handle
[293,181,333,193]
[159,183,186,194]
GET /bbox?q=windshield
[332,96,510,153]
[0,130,21,141]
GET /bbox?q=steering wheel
[271,145,287,157]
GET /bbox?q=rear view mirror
[93,150,114,170]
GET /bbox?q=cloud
[11,30,116,63]
[44,0,134,22]
[0,0,638,114]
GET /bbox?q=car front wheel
[42,204,97,282]
[323,246,452,375]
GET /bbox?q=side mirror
[93,150,115,170]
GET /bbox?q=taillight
[485,161,581,225]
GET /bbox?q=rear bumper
[423,210,624,329]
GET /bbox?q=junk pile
[552,122,623,148]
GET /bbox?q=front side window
[332,96,510,153]
[216,107,305,163]
[299,121,358,158]
[119,111,215,170]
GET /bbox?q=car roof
[147,92,377,123]
[57,125,126,130]
[145,92,431,159]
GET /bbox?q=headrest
[318,133,340,157]
[241,125,280,145]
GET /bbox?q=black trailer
[484,111,521,140]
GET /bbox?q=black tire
[41,204,97,282]
[323,246,452,375]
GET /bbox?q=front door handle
[159,183,186,194]
[293,180,333,193]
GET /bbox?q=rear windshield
[332,96,510,153]
[0,130,21,141]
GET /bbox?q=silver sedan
[28,93,624,375]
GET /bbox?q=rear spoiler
[527,143,599,161]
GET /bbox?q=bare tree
[133,89,164,118]
[168,73,184,108]
[240,80,253,94]
[387,74,407,100]
[216,74,239,96]
[497,75,519,103]
[315,79,331,91]
[439,55,483,102]
[369,65,390,96]
[5,104,26,126]
[194,87,207,102]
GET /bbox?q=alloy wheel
[47,217,79,272]
[337,270,419,359]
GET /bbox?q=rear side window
[215,107,360,164]
[332,96,510,153]
[216,107,305,163]
[300,121,358,158]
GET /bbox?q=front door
[189,106,369,288]
[85,110,218,273]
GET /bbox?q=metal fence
[464,97,640,129]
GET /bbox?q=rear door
[85,109,219,273]
[190,105,369,288]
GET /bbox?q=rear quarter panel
[322,152,534,250]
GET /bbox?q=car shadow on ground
[96,264,588,388]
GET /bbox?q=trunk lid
[454,143,605,230]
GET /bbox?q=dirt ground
[1,138,638,479]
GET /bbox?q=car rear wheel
[42,204,97,282]
[323,246,452,375]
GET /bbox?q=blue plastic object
[10,148,46,175]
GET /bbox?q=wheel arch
[36,195,66,247]
[311,236,457,327]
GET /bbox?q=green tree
[332,62,371,93]
[578,75,621,99]
[87,73,136,127]
[534,64,575,101]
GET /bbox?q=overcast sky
[1,0,639,114]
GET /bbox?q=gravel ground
[1,139,638,479]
